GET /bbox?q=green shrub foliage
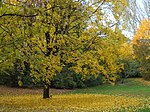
[51,66,103,89]
[123,60,142,78]
[0,65,103,89]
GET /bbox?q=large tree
[0,0,129,98]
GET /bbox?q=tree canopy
[0,0,131,98]
[132,19,150,80]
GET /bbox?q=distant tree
[132,19,150,80]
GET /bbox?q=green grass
[137,108,150,112]
[69,78,150,112]
[70,78,150,97]
[0,78,149,112]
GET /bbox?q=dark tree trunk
[43,84,50,99]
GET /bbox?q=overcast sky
[137,0,142,4]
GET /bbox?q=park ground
[0,78,150,112]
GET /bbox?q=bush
[51,73,77,89]
[51,71,103,89]
[22,75,34,87]
[83,75,103,87]
[0,67,34,87]
[0,68,19,86]
[0,72,10,85]
[1,64,103,89]
[143,73,150,81]
[122,60,142,78]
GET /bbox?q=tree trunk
[43,84,50,99]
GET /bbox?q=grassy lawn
[70,78,150,97]
[0,78,149,112]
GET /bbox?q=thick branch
[0,13,38,18]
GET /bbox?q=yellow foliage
[119,43,134,60]
[132,19,150,45]
[0,0,131,89]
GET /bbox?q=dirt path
[0,85,72,96]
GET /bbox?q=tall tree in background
[132,19,150,80]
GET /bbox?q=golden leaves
[0,0,131,86]
[132,19,150,45]
[0,94,148,112]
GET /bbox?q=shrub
[51,72,103,89]
[0,68,19,86]
[51,73,77,89]
[83,75,103,87]
[0,67,34,87]
[122,60,142,78]
[1,64,103,89]
[143,73,150,81]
